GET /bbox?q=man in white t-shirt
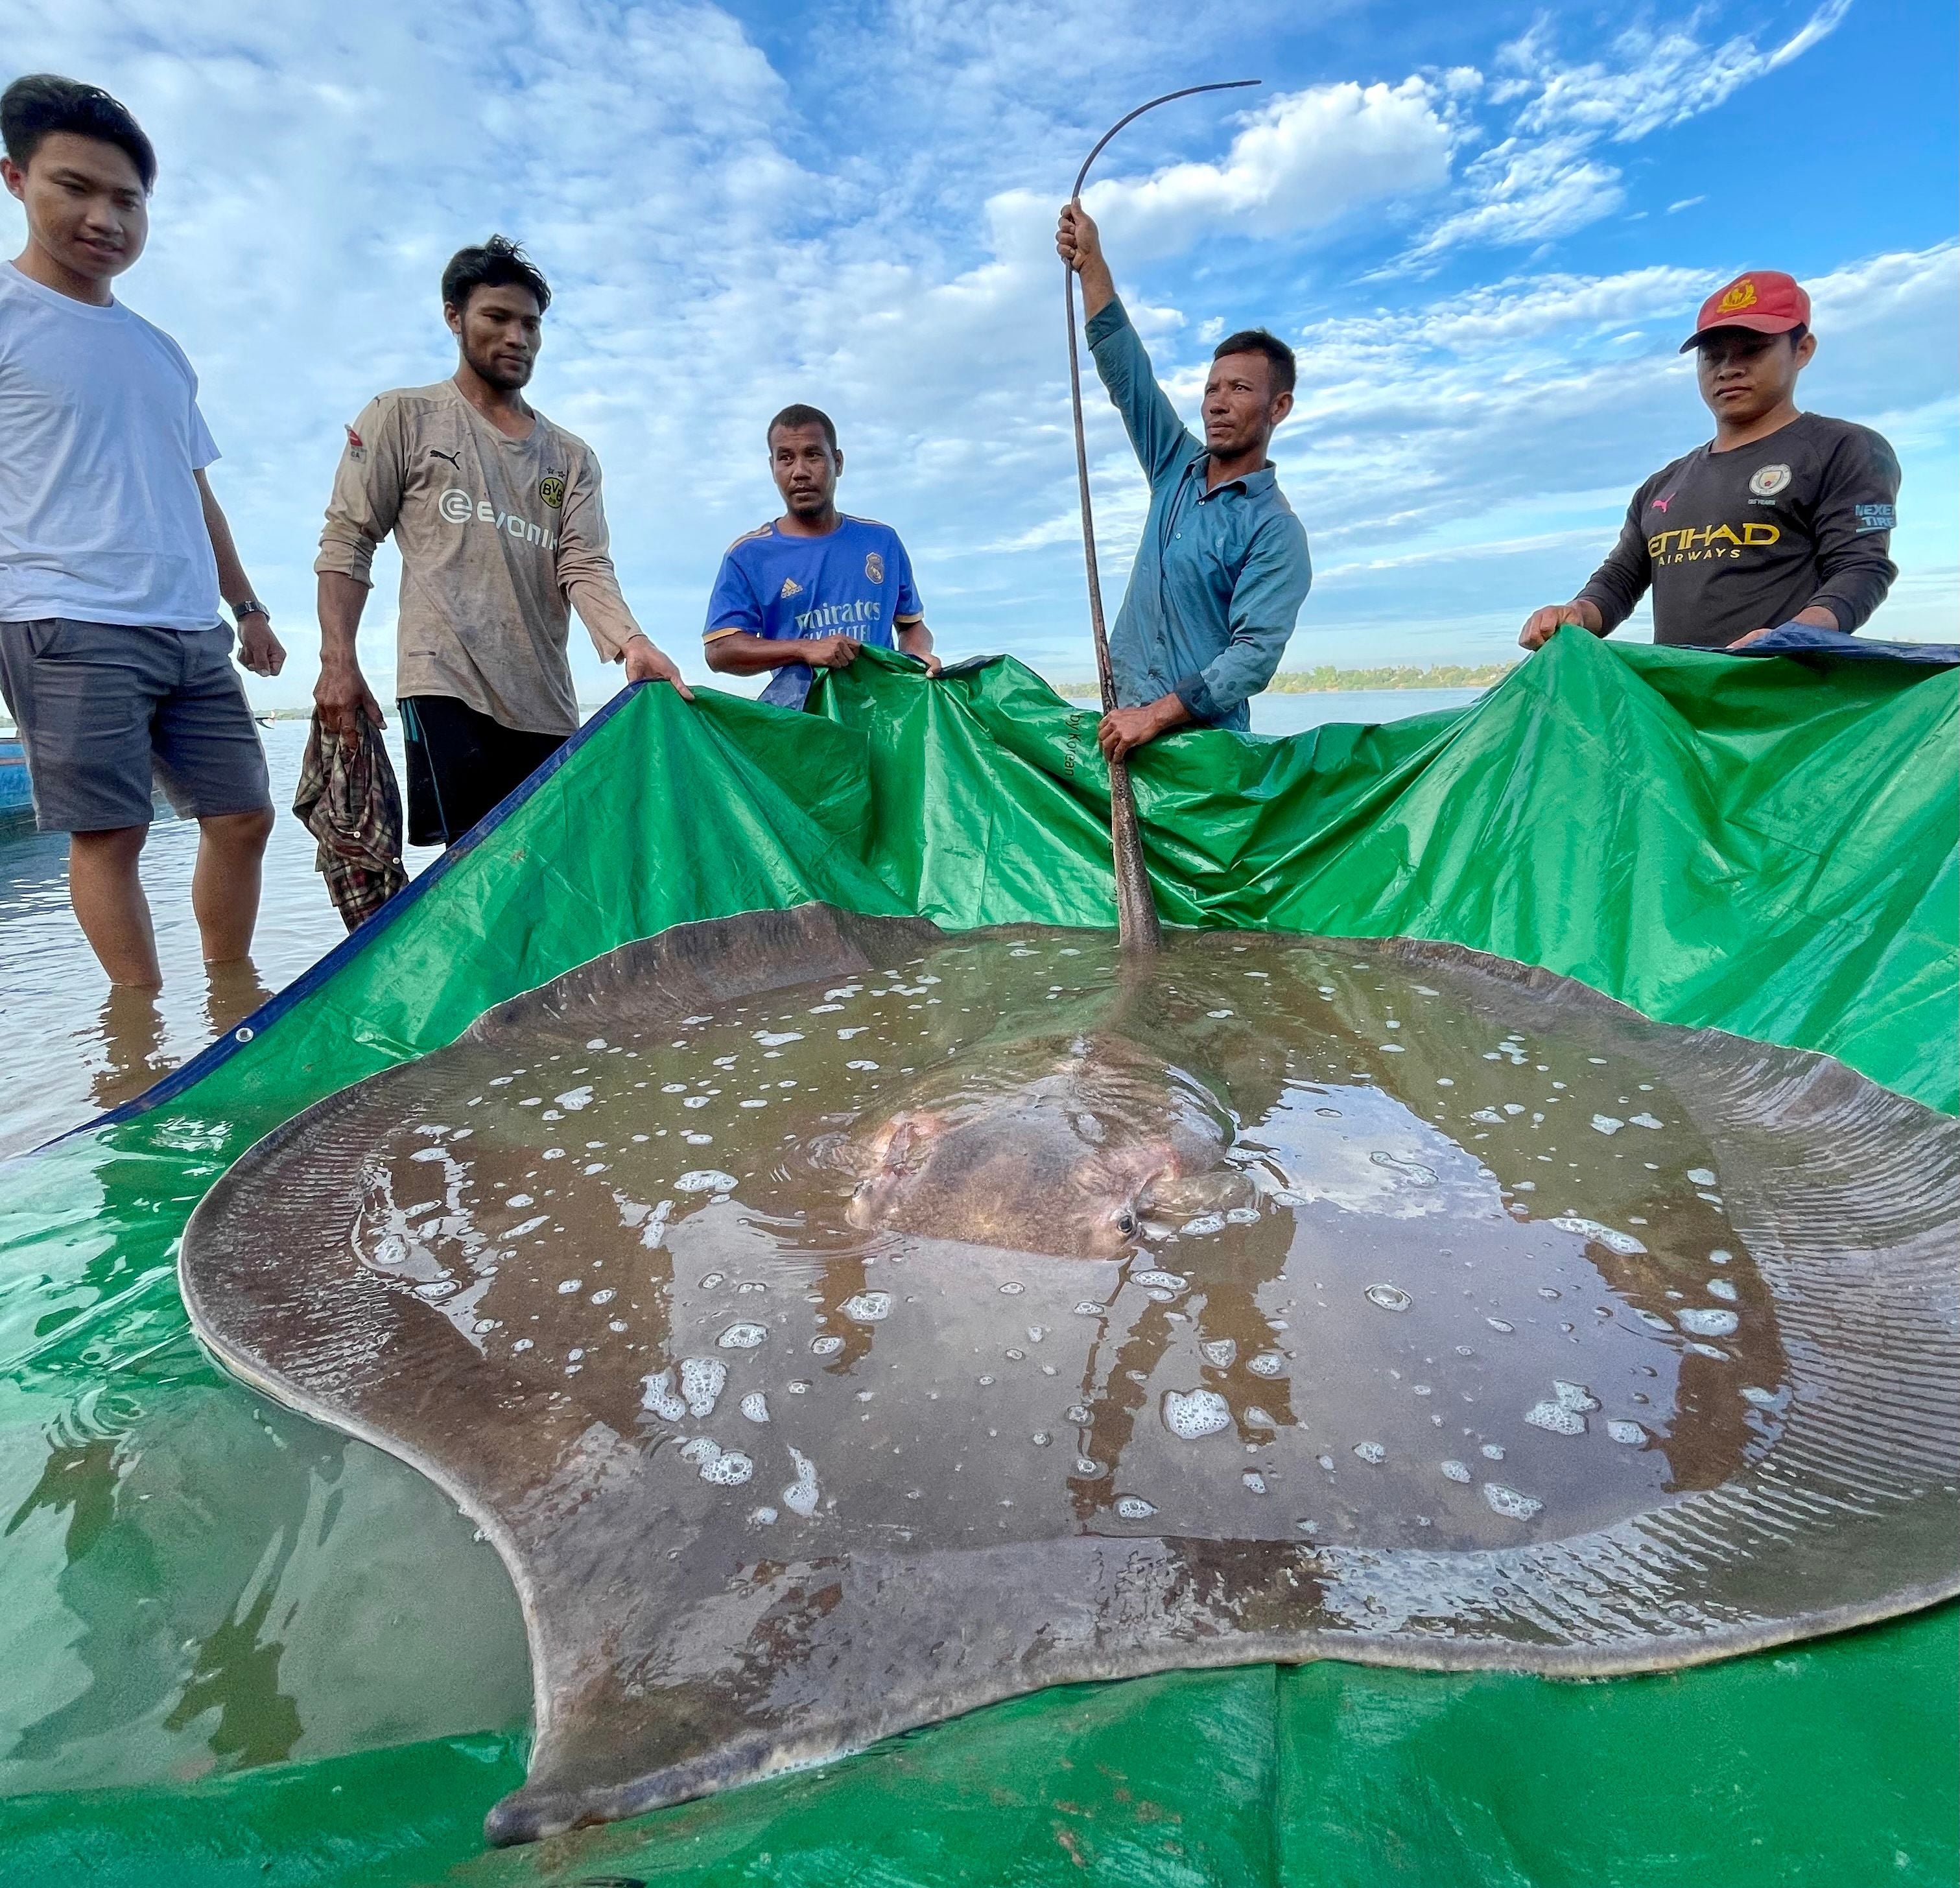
[0,74,284,990]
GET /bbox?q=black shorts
[399,696,567,848]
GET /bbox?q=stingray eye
[1116,1210,1137,1237]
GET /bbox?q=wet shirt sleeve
[1085,296,1201,492]
[703,549,763,642]
[1174,510,1313,724]
[1574,484,1656,635]
[554,450,641,662]
[1806,427,1900,632]
[314,397,405,589]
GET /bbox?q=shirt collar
[1187,450,1279,501]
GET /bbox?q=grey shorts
[0,618,272,832]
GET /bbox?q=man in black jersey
[1520,270,1900,652]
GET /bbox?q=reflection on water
[0,723,440,1156]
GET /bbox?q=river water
[0,687,1480,1159]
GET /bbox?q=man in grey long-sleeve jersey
[1521,269,1900,654]
[1056,203,1312,761]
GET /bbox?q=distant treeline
[1057,661,1516,696]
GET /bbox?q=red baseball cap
[1680,270,1812,351]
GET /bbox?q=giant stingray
[180,906,1960,1845]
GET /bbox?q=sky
[6,0,1956,709]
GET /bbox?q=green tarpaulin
[1,630,1954,1886]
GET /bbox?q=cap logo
[1718,279,1758,314]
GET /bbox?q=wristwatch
[232,598,271,625]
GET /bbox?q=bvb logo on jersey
[538,475,566,511]
[864,551,885,584]
[1718,279,1758,314]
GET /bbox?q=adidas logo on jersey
[779,577,804,599]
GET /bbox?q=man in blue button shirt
[1057,203,1312,760]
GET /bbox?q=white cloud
[1399,2,1854,266]
[1076,80,1457,258]
[1513,1,1852,143]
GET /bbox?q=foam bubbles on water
[1353,1442,1386,1464]
[1678,1308,1740,1338]
[810,1335,844,1356]
[1364,1284,1412,1313]
[1248,1351,1285,1378]
[1161,1389,1231,1441]
[1686,1168,1717,1188]
[1741,1384,1780,1407]
[1548,1216,1647,1256]
[1552,1380,1600,1413]
[676,1170,737,1194]
[1182,1214,1226,1236]
[1607,1420,1647,1446]
[842,1292,893,1323]
[1440,1460,1472,1483]
[641,1369,687,1422]
[783,1446,821,1517]
[718,1321,768,1349]
[679,1437,754,1486]
[1242,1471,1268,1494]
[998,1281,1025,1296]
[680,1357,727,1418]
[1131,1271,1187,1293]
[1480,1443,1505,1460]
[1526,1401,1587,1436]
[1199,1338,1238,1368]
[1115,1496,1157,1520]
[740,1393,770,1423]
[1483,1483,1542,1520]
[1706,1278,1738,1302]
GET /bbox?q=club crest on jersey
[538,475,565,510]
[1718,279,1759,314]
[344,424,366,464]
[1749,463,1792,498]
[865,551,885,584]
[779,577,804,599]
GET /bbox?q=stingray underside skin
[179,904,1960,1845]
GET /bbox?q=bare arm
[195,469,285,678]
[315,571,383,740]
[705,631,862,678]
[897,620,941,675]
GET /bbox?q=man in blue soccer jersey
[703,404,936,707]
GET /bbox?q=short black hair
[1212,328,1297,397]
[441,235,551,315]
[768,403,838,453]
[1,73,156,192]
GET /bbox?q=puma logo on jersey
[779,578,804,599]
[429,447,462,468]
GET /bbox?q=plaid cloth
[292,713,408,931]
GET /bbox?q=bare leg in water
[191,808,274,965]
[68,825,160,987]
